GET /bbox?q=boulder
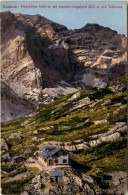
[2,153,11,161]
[84,183,95,195]
[100,132,121,142]
[116,125,127,134]
[94,119,108,125]
[1,138,8,151]
[71,174,83,187]
[69,92,81,101]
[70,97,91,111]
[25,149,32,154]
[8,132,24,140]
[109,171,127,195]
[82,174,94,184]
[39,138,45,141]
[20,191,29,195]
[32,137,39,142]
[89,122,126,147]
[33,130,38,134]
[101,99,111,106]
[89,140,98,147]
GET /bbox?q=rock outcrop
[109,171,127,195]
[1,12,127,121]
[4,172,31,183]
[8,132,24,140]
[38,122,127,151]
[1,138,8,151]
[1,11,71,101]
[1,81,34,122]
[89,122,127,147]
[1,12,127,100]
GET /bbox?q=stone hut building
[38,144,69,166]
[49,171,64,182]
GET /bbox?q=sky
[0,1,127,35]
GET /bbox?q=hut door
[49,159,53,165]
[56,176,58,182]
[50,177,54,182]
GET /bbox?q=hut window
[55,159,58,163]
[63,159,67,163]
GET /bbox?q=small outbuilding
[12,155,24,163]
[49,171,64,182]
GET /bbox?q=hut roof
[49,171,64,177]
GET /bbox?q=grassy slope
[1,75,127,194]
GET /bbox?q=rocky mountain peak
[1,11,127,121]
[82,23,104,30]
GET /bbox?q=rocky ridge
[1,11,127,121]
[35,122,127,152]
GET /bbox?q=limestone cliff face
[1,12,127,98]
[1,12,127,121]
[60,24,127,88]
[1,11,71,101]
[1,82,35,122]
